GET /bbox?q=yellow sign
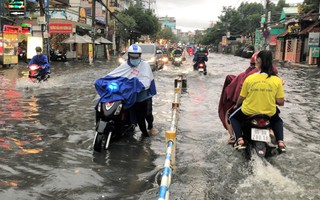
[4,55,18,64]
[222,36,227,46]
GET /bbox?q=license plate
[198,68,204,71]
[251,128,270,142]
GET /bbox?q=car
[118,43,164,71]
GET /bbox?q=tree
[115,12,136,46]
[301,0,320,13]
[155,26,177,43]
[124,5,161,36]
[199,2,264,46]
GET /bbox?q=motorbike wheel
[93,132,105,152]
[62,56,67,62]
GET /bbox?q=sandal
[227,136,236,144]
[278,140,286,152]
[234,138,246,150]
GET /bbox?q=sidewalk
[276,60,319,68]
[49,55,119,67]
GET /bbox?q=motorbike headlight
[175,57,182,61]
[29,65,39,70]
[114,104,123,115]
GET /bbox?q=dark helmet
[35,46,42,52]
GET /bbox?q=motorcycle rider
[98,44,157,136]
[193,47,208,75]
[127,44,157,136]
[28,46,50,79]
[229,50,286,152]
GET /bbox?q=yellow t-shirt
[240,73,284,117]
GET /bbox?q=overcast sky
[155,0,305,32]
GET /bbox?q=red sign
[3,25,20,33]
[49,23,73,33]
[270,35,277,46]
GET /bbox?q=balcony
[49,0,69,7]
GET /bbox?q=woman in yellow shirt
[229,50,286,152]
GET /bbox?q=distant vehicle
[241,46,254,58]
[118,43,164,71]
[50,49,67,62]
[235,46,246,57]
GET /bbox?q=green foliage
[123,6,160,36]
[198,1,290,46]
[301,0,320,13]
[155,26,177,42]
[115,12,136,44]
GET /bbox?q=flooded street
[0,53,319,200]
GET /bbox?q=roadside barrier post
[158,74,187,200]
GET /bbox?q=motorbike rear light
[114,104,123,115]
[199,63,204,67]
[105,102,114,110]
[252,118,270,127]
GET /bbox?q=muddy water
[0,55,319,200]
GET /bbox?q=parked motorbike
[93,101,135,152]
[28,64,51,83]
[50,49,67,62]
[241,114,281,159]
[18,50,26,62]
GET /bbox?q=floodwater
[0,53,319,200]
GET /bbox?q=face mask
[37,52,41,55]
[130,58,141,67]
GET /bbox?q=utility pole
[39,0,50,59]
[91,0,96,64]
[264,0,270,50]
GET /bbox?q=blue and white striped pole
[158,140,173,200]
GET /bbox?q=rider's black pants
[229,107,284,142]
[133,98,153,135]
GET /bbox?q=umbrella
[61,34,91,44]
[83,35,100,44]
[95,37,113,44]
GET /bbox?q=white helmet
[127,44,142,55]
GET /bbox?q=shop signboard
[311,47,319,58]
[21,23,32,34]
[49,23,72,33]
[308,32,320,47]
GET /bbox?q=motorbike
[241,114,281,159]
[172,54,182,67]
[93,101,135,152]
[196,62,207,75]
[50,49,67,62]
[18,49,26,62]
[28,64,51,83]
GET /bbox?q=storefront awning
[299,22,320,35]
[277,30,288,38]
